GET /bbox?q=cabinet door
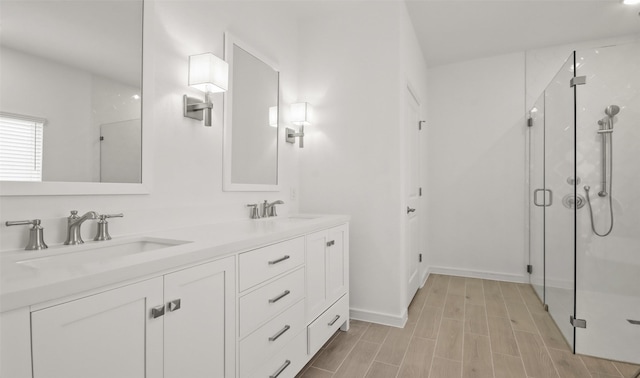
[164,256,236,378]
[31,277,164,378]
[326,225,348,305]
[306,230,328,322]
[0,307,31,378]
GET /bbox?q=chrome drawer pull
[269,290,291,303]
[268,255,290,265]
[269,359,291,378]
[150,305,165,319]
[268,325,290,342]
[328,315,341,326]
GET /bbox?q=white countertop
[0,214,349,312]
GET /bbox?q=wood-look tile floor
[296,274,640,378]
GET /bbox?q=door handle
[407,207,416,214]
[326,240,335,247]
[533,189,553,207]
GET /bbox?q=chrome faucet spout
[64,210,98,245]
[264,200,285,217]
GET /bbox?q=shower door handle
[534,189,553,207]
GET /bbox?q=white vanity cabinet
[0,218,350,378]
[306,224,349,322]
[29,256,235,378]
[305,224,350,356]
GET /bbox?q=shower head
[605,105,620,117]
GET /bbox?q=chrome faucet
[262,200,284,218]
[64,210,98,245]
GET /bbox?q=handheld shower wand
[584,105,619,237]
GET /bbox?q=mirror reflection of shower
[584,105,620,237]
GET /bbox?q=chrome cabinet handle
[328,315,341,326]
[150,305,165,319]
[268,325,290,342]
[167,299,181,312]
[268,255,290,265]
[407,207,416,214]
[269,290,291,303]
[326,240,335,247]
[269,360,291,378]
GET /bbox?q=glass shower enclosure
[528,42,639,364]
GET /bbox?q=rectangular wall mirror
[223,33,280,192]
[0,0,147,196]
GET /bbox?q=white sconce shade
[291,102,312,126]
[623,0,640,4]
[188,53,229,93]
[269,106,278,128]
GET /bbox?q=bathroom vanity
[0,215,349,378]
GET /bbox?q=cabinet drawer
[239,237,305,292]
[248,329,307,378]
[239,267,305,338]
[240,299,305,378]
[307,294,349,356]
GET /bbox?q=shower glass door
[574,43,640,364]
[529,93,545,303]
[543,53,576,350]
[529,52,576,351]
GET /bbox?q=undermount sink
[15,237,191,270]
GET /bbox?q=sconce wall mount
[184,53,228,127]
[287,102,312,148]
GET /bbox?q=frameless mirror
[223,34,279,191]
[0,0,143,188]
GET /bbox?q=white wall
[0,1,301,250]
[426,52,527,282]
[297,2,428,326]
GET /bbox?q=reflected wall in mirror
[0,0,143,184]
[223,33,280,191]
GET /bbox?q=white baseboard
[427,266,528,283]
[349,307,407,328]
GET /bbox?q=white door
[31,277,164,378]
[405,85,421,306]
[100,119,141,183]
[164,257,236,378]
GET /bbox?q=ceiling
[405,0,640,67]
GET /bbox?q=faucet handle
[5,219,48,250]
[247,204,261,219]
[100,213,124,220]
[94,213,124,241]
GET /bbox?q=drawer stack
[238,237,308,378]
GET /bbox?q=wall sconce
[286,102,312,148]
[184,53,229,126]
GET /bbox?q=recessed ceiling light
[622,0,640,5]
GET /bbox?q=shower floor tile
[296,274,640,378]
